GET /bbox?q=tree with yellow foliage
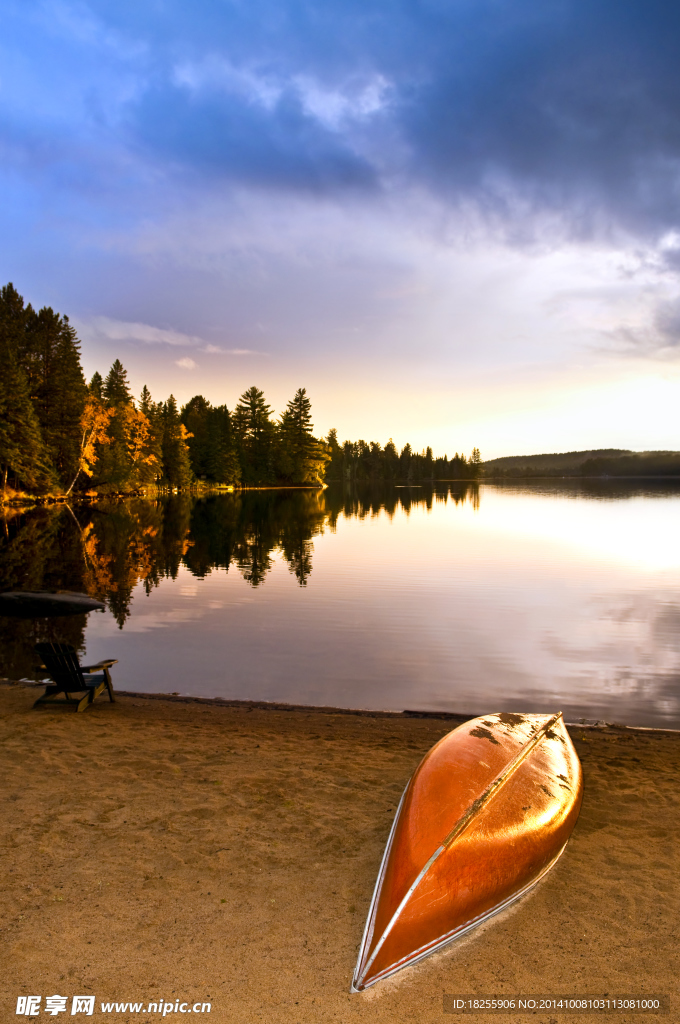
[65,396,115,495]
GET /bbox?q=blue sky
[3,0,680,456]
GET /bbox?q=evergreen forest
[0,283,479,497]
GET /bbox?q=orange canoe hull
[352,712,583,991]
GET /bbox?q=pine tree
[235,386,273,440]
[181,397,241,486]
[342,440,357,482]
[278,387,312,482]
[88,361,142,490]
[103,359,133,405]
[469,447,482,480]
[325,428,343,481]
[285,388,313,438]
[18,305,87,486]
[139,384,153,415]
[145,399,165,486]
[383,438,398,481]
[424,445,434,480]
[162,396,193,488]
[0,284,54,492]
[0,337,53,493]
[137,386,164,483]
[180,395,212,478]
[399,443,413,483]
[89,372,104,399]
[207,404,241,485]
[277,388,329,485]
[234,386,275,485]
[367,441,383,480]
[0,283,30,353]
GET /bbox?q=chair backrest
[35,642,86,689]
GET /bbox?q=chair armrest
[81,659,118,671]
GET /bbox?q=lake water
[2,482,680,728]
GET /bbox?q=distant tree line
[324,432,481,483]
[0,282,477,495]
[580,453,680,477]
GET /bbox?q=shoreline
[3,677,679,734]
[4,474,680,511]
[0,484,326,510]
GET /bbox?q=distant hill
[483,450,631,474]
[483,449,680,478]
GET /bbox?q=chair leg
[88,682,107,704]
[76,692,91,713]
[103,668,115,702]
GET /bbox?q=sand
[1,683,678,1023]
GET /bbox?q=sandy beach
[1,683,677,1023]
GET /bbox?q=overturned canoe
[0,591,105,618]
[352,711,582,992]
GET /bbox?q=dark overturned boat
[0,591,105,617]
[352,711,583,992]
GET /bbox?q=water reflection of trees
[184,490,327,587]
[324,481,479,524]
[0,507,92,678]
[0,483,478,677]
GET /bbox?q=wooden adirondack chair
[34,643,117,713]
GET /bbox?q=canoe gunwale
[351,839,569,992]
[353,784,409,988]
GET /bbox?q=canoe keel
[352,712,582,991]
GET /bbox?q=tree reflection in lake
[0,483,477,678]
[182,489,329,587]
[0,505,92,678]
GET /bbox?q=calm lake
[2,482,680,728]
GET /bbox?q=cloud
[594,294,680,361]
[654,298,680,349]
[128,78,379,194]
[390,1,680,243]
[7,0,680,242]
[175,356,197,369]
[85,316,205,347]
[76,316,262,357]
[48,0,680,243]
[203,344,259,355]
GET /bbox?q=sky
[3,0,680,458]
